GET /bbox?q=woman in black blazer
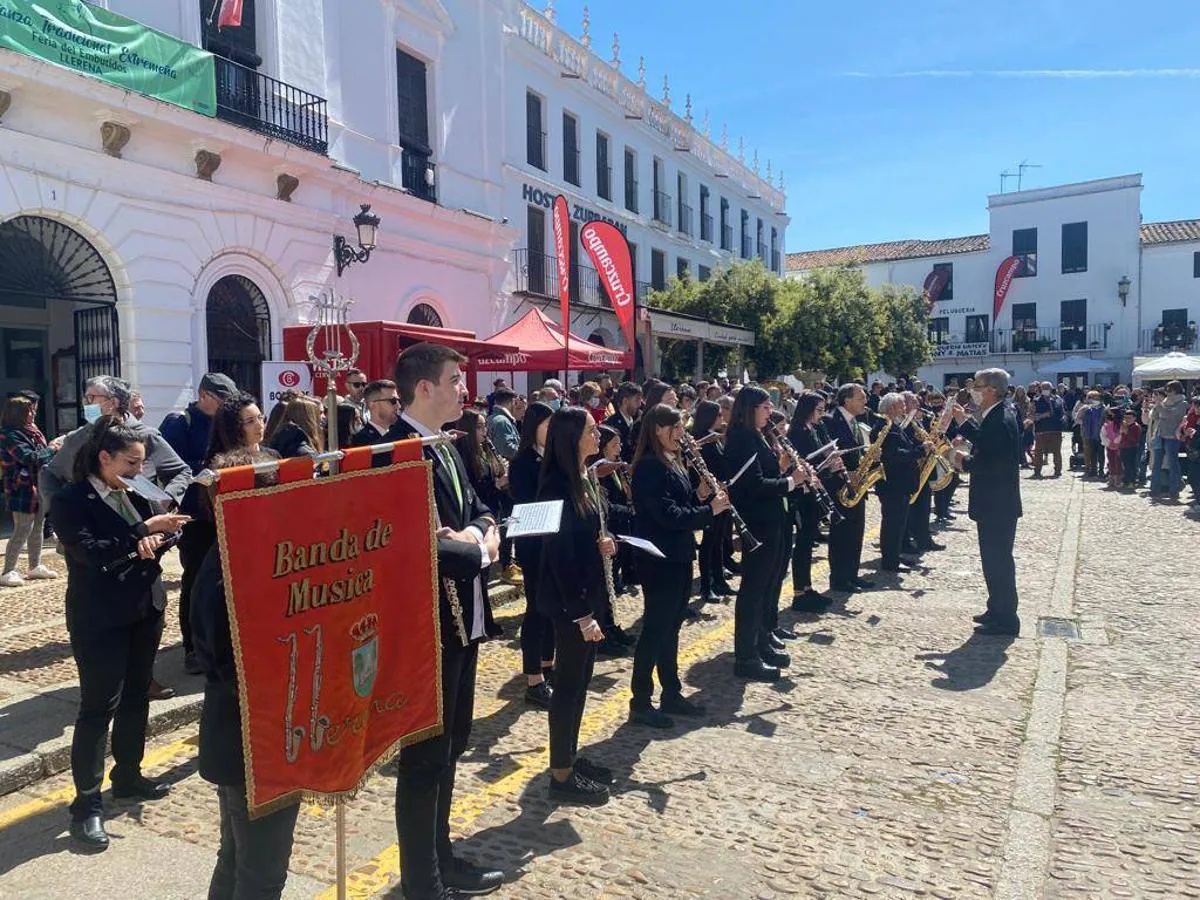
[591,425,636,653]
[630,404,729,728]
[508,402,556,709]
[536,407,617,806]
[724,387,800,682]
[49,418,190,850]
[787,391,837,612]
[689,400,734,604]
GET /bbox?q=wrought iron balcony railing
[214,56,328,154]
[653,191,673,227]
[700,213,713,243]
[678,203,693,237]
[400,151,437,204]
[1140,325,1199,353]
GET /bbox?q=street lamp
[1117,275,1131,306]
[333,203,381,277]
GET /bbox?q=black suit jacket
[955,404,1023,522]
[631,455,712,564]
[349,420,405,448]
[604,412,636,462]
[536,469,608,622]
[507,446,542,570]
[878,426,924,496]
[391,419,498,647]
[823,409,865,473]
[50,480,167,633]
[724,424,790,532]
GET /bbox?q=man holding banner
[391,343,505,899]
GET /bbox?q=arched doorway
[206,274,271,400]
[0,216,120,435]
[407,302,443,328]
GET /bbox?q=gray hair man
[949,367,1023,636]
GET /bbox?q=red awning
[474,309,632,371]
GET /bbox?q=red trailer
[281,321,518,399]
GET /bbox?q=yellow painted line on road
[0,732,199,831]
[322,531,879,900]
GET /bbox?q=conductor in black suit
[951,368,1024,637]
[391,344,504,899]
[821,384,874,593]
[603,381,643,462]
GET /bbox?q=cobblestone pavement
[0,466,1196,899]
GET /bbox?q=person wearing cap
[160,373,237,675]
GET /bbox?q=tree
[872,283,933,378]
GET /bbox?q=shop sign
[521,184,628,235]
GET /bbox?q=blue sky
[550,0,1200,252]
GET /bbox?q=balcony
[1140,324,1198,353]
[527,128,547,170]
[653,191,674,227]
[700,213,713,243]
[214,56,328,154]
[928,324,1113,359]
[513,249,654,306]
[399,152,437,204]
[678,203,694,237]
[721,224,733,252]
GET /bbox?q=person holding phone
[49,417,191,850]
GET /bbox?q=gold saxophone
[910,414,955,504]
[837,413,892,509]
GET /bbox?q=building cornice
[988,173,1143,208]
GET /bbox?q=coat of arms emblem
[350,613,379,698]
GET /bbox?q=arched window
[587,329,607,347]
[407,302,443,328]
[206,274,271,400]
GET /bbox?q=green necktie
[435,444,464,513]
[109,491,139,525]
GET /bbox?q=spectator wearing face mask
[578,381,607,425]
[1079,392,1105,479]
[1100,409,1123,489]
[1031,382,1064,478]
[1149,381,1189,501]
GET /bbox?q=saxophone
[837,413,895,509]
[909,413,955,504]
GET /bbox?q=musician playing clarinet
[725,387,801,682]
[391,343,504,900]
[689,400,735,604]
[787,391,838,612]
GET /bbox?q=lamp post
[333,203,381,277]
[1117,275,1131,307]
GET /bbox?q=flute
[678,433,762,554]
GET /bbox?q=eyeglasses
[348,381,367,389]
[83,393,106,404]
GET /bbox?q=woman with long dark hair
[725,386,800,682]
[50,417,190,850]
[629,403,729,728]
[0,395,59,586]
[509,402,557,709]
[537,406,616,804]
[787,392,836,612]
[587,425,635,655]
[689,399,734,605]
[265,396,323,458]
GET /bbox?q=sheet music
[806,439,840,461]
[504,501,564,538]
[615,534,666,558]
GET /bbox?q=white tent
[1035,354,1111,375]
[1132,352,1200,382]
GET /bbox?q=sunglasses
[348,382,367,389]
[371,397,401,406]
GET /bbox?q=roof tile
[1139,219,1200,245]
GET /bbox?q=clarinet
[678,434,762,554]
[587,467,618,609]
[772,423,844,526]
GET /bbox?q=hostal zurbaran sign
[214,445,441,817]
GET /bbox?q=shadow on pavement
[915,632,1016,692]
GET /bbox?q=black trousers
[395,640,478,898]
[208,784,300,900]
[906,484,932,547]
[518,568,555,676]
[934,475,959,517]
[631,560,690,707]
[827,498,865,587]
[549,618,596,768]
[69,610,163,819]
[763,518,794,633]
[977,517,1020,629]
[178,520,217,654]
[698,516,728,595]
[878,489,911,566]
[734,522,787,662]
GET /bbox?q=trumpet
[770,422,844,525]
[678,433,761,554]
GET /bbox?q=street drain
[1037,617,1082,639]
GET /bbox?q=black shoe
[773,626,799,642]
[69,814,109,851]
[574,756,615,785]
[184,651,203,676]
[524,681,553,710]
[628,705,674,729]
[609,625,636,647]
[759,648,790,669]
[974,622,1019,637]
[441,857,505,896]
[764,633,787,652]
[829,581,859,594]
[596,638,631,658]
[918,541,946,552]
[110,775,170,801]
[880,562,912,572]
[682,605,701,623]
[714,580,736,597]
[660,693,706,717]
[1030,473,1043,480]
[725,559,743,575]
[972,612,993,625]
[853,578,876,590]
[702,590,721,604]
[147,679,175,701]
[901,542,921,555]
[548,770,610,806]
[541,667,555,687]
[791,589,831,612]
[734,659,781,682]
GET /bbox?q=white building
[786,174,1200,388]
[0,0,785,434]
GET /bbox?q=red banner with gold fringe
[213,440,441,817]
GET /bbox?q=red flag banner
[552,195,572,354]
[217,0,243,29]
[923,268,949,306]
[214,451,441,817]
[993,255,1023,321]
[580,221,637,353]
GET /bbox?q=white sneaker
[0,570,25,587]
[26,565,59,580]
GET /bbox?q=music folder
[615,535,665,558]
[503,501,564,538]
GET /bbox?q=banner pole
[336,798,348,899]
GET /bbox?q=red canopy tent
[474,308,632,371]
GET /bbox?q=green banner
[0,0,215,116]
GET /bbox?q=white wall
[1141,243,1200,339]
